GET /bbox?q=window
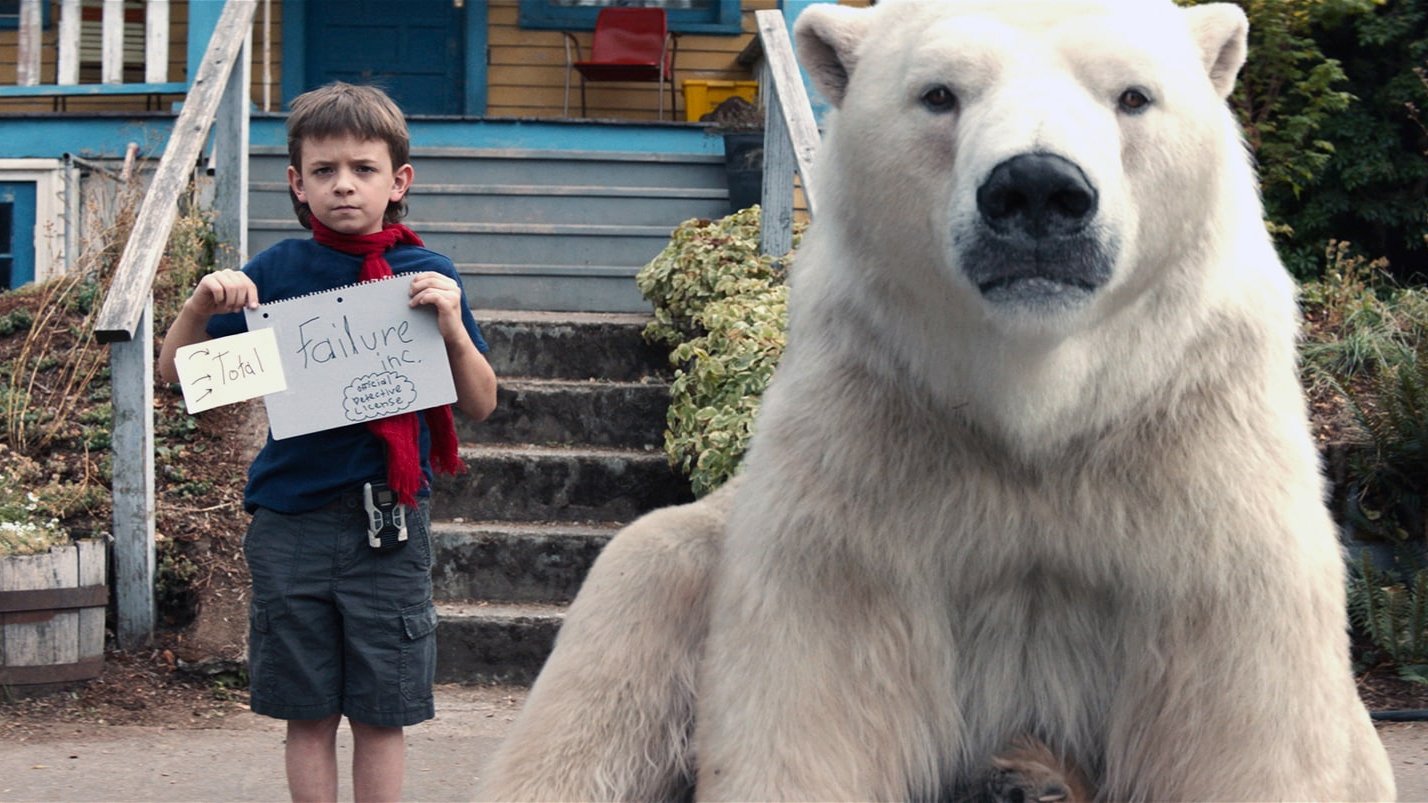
[0,181,35,290]
[0,201,13,288]
[0,166,57,290]
[519,0,741,35]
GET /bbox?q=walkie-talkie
[363,481,408,550]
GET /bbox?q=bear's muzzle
[964,153,1113,307]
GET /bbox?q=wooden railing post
[58,0,81,86]
[753,9,822,258]
[212,24,252,270]
[17,0,42,87]
[111,301,155,648]
[95,0,258,647]
[145,0,172,85]
[101,0,124,85]
[760,58,796,259]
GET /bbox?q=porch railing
[92,0,255,647]
[2,0,201,102]
[752,9,821,258]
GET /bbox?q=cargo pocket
[398,600,438,702]
[248,600,272,699]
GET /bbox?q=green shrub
[1350,554,1428,682]
[1300,240,1418,388]
[1176,0,1428,280]
[0,491,68,557]
[0,306,35,337]
[637,208,799,495]
[1287,2,1428,277]
[665,287,788,496]
[1343,338,1428,544]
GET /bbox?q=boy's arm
[157,269,260,384]
[408,272,498,422]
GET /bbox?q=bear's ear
[794,4,874,108]
[1182,3,1249,100]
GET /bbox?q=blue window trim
[0,2,51,31]
[518,1,741,35]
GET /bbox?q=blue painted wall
[251,117,725,155]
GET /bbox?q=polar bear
[478,0,1396,800]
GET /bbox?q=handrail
[5,0,191,98]
[93,0,255,648]
[94,0,256,343]
[752,9,822,258]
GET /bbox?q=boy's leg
[351,721,405,803]
[286,714,342,802]
[338,500,438,728]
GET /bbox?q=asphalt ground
[2,685,1427,801]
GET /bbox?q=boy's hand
[408,271,497,422]
[188,269,259,315]
[408,272,468,345]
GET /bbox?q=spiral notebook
[243,276,457,440]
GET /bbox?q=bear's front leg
[1101,589,1394,802]
[692,563,959,801]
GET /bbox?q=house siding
[2,0,866,121]
[487,0,778,121]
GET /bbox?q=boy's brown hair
[286,82,411,229]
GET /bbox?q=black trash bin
[723,132,764,213]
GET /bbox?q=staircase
[429,311,693,684]
[248,146,729,313]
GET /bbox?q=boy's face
[288,135,413,236]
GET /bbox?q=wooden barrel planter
[0,539,107,692]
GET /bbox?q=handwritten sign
[244,276,456,439]
[175,329,287,414]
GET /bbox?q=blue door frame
[0,182,36,289]
[281,0,488,116]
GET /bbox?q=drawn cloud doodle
[344,371,418,422]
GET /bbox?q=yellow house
[0,1,820,119]
[0,0,857,308]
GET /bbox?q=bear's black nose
[976,153,1098,239]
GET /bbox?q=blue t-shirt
[207,238,489,514]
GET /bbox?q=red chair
[563,8,679,120]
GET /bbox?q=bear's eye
[921,85,958,114]
[1118,88,1152,114]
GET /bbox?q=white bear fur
[479,1,1395,800]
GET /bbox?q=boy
[158,82,497,802]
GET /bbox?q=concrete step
[248,220,678,266]
[248,146,718,313]
[433,443,692,523]
[465,378,669,449]
[251,147,727,191]
[250,182,727,228]
[429,520,617,605]
[435,601,563,685]
[476,310,670,382]
[460,264,651,315]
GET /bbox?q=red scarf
[311,218,465,506]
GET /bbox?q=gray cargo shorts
[244,492,436,728]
